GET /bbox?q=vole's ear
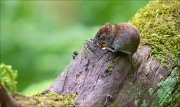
[104,22,111,25]
[103,23,112,28]
[103,23,114,32]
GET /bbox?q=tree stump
[48,39,168,107]
[48,0,180,106]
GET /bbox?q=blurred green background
[0,0,148,95]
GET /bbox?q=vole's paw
[102,47,115,53]
[84,39,97,51]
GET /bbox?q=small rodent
[95,22,140,81]
[95,22,140,55]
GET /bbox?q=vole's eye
[102,34,106,37]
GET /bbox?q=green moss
[0,63,17,93]
[157,67,179,107]
[107,56,119,72]
[135,92,141,107]
[129,0,180,106]
[129,0,180,68]
[148,88,154,96]
[141,100,148,107]
[107,64,114,71]
[13,90,77,107]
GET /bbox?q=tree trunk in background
[48,0,180,107]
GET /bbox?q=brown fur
[95,22,140,55]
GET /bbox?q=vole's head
[95,23,115,48]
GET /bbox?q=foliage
[0,63,17,93]
[13,91,77,107]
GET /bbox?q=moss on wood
[1,0,180,106]
[13,91,77,107]
[0,64,17,93]
[129,0,180,106]
[129,0,180,68]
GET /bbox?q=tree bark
[48,39,170,107]
[0,84,19,107]
[0,0,179,107]
[48,0,180,106]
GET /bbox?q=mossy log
[1,0,179,107]
[48,0,180,107]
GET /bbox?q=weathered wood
[48,39,168,107]
[0,84,19,107]
[48,0,180,106]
